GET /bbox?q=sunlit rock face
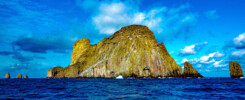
[229,61,243,78]
[16,74,22,78]
[183,62,203,78]
[5,72,10,79]
[47,25,183,78]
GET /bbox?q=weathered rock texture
[16,74,22,78]
[5,72,10,79]
[23,75,28,78]
[184,62,203,78]
[47,25,183,78]
[230,61,243,78]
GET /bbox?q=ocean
[0,78,245,99]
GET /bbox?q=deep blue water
[0,78,245,99]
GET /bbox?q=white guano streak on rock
[79,43,120,77]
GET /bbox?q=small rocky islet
[4,73,29,79]
[183,62,203,78]
[16,74,22,78]
[23,75,29,78]
[230,61,244,78]
[5,72,10,79]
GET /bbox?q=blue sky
[0,0,245,78]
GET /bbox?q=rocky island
[23,75,28,78]
[229,61,244,78]
[5,72,10,79]
[183,62,203,78]
[16,74,22,78]
[47,25,183,78]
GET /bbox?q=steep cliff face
[184,62,203,78]
[5,72,10,79]
[230,61,243,78]
[47,25,183,78]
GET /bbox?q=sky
[0,0,245,78]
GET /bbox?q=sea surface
[0,78,245,99]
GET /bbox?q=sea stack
[5,72,10,79]
[47,25,183,78]
[23,75,28,78]
[183,62,203,78]
[229,61,243,78]
[16,74,22,78]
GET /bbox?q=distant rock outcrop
[16,74,22,78]
[184,62,203,78]
[5,72,10,79]
[47,25,183,78]
[23,75,28,78]
[229,61,243,78]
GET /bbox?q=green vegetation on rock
[47,25,183,78]
[229,61,243,78]
[184,62,203,78]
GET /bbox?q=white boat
[116,75,123,79]
[240,77,245,79]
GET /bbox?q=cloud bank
[77,1,198,41]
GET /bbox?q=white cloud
[91,2,197,36]
[214,52,225,57]
[184,52,226,65]
[181,58,188,63]
[182,51,224,65]
[213,60,228,67]
[201,59,215,64]
[92,2,132,35]
[178,41,207,56]
[200,52,215,62]
[133,13,146,23]
[232,50,245,57]
[189,58,199,63]
[181,45,196,54]
[205,10,219,19]
[233,33,245,46]
[197,64,202,68]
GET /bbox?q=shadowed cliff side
[47,25,183,78]
[184,62,203,78]
[230,61,243,78]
